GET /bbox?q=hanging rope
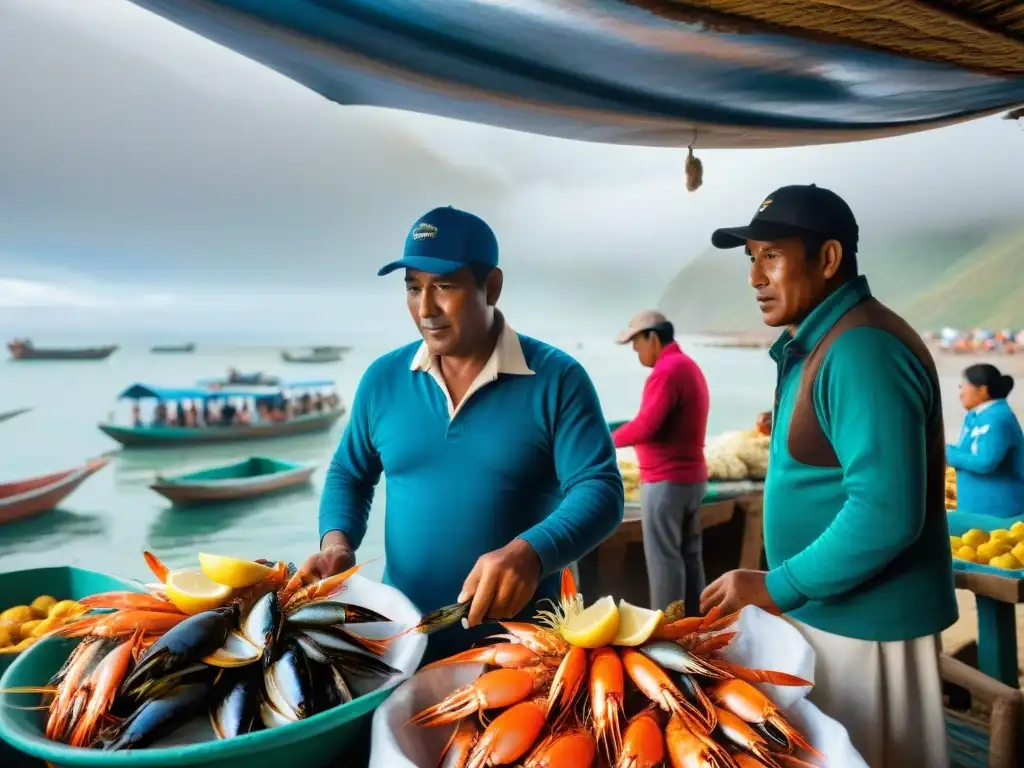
[685,131,703,192]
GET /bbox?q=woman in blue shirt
[947,363,1024,517]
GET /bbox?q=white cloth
[791,621,949,768]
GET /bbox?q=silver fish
[241,591,281,666]
[285,600,390,627]
[638,641,727,679]
[210,669,263,740]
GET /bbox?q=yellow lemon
[991,529,1012,542]
[198,553,272,589]
[0,606,35,626]
[48,600,86,621]
[1011,542,1024,564]
[561,596,620,649]
[612,601,664,647]
[955,546,978,563]
[18,620,42,640]
[950,535,964,551]
[1011,521,1024,537]
[164,568,233,615]
[991,554,1023,571]
[30,595,57,619]
[0,637,36,654]
[0,626,12,648]
[961,529,989,548]
[976,541,1011,562]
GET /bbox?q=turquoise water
[0,337,995,582]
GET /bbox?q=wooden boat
[0,453,115,525]
[0,407,31,426]
[7,338,117,361]
[150,342,196,353]
[149,456,316,505]
[100,409,344,447]
[282,348,343,363]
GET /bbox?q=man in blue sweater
[301,206,624,662]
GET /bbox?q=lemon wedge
[613,600,664,646]
[198,552,272,588]
[560,596,620,649]
[165,568,233,614]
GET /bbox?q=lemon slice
[560,596,620,649]
[165,568,233,615]
[198,552,272,588]
[613,600,664,647]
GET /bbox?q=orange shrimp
[546,645,586,717]
[491,621,568,657]
[708,679,821,759]
[66,628,143,747]
[464,697,547,768]
[78,591,182,614]
[50,609,185,639]
[665,712,737,768]
[615,706,666,768]
[692,632,738,655]
[409,667,550,726]
[420,641,544,672]
[589,647,625,760]
[45,638,115,741]
[713,661,812,688]
[143,550,170,582]
[651,617,704,642]
[437,717,479,768]
[714,707,783,767]
[620,648,715,731]
[283,561,366,608]
[522,727,597,768]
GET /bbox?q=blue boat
[97,383,344,448]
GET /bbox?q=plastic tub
[0,573,425,768]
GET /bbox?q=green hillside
[659,225,1020,333]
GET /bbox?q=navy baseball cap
[711,184,859,253]
[377,206,499,277]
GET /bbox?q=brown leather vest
[786,297,946,522]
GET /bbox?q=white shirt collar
[972,399,998,415]
[410,313,534,377]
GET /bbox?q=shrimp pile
[411,570,823,768]
[3,551,401,750]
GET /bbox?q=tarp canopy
[118,382,335,400]
[126,0,1024,149]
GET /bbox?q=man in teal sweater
[301,206,624,662]
[701,185,957,767]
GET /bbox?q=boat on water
[149,456,317,505]
[7,338,118,361]
[0,453,115,525]
[197,369,281,387]
[98,382,345,447]
[150,342,196,354]
[0,407,31,426]
[281,347,343,363]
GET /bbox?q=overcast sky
[2,0,1023,343]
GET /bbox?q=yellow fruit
[991,529,1013,542]
[0,605,35,625]
[955,546,979,563]
[30,616,59,638]
[561,596,620,649]
[30,595,57,618]
[18,620,42,640]
[197,552,272,589]
[977,541,1011,562]
[961,529,989,548]
[164,568,233,615]
[990,554,1023,571]
[950,536,964,551]
[612,601,664,647]
[1011,542,1024,564]
[1011,521,1024,537]
[0,626,12,648]
[48,600,86,620]
[0,637,37,654]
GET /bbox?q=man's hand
[700,569,781,617]
[297,531,356,585]
[458,538,542,628]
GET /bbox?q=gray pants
[640,481,707,615]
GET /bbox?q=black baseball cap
[711,184,858,253]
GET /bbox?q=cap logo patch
[412,222,438,241]
[758,199,773,213]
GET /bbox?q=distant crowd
[131,390,340,429]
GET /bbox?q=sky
[2,0,1023,344]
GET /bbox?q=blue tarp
[117,382,333,400]
[125,0,1024,148]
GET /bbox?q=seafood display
[2,551,405,750]
[409,570,822,768]
[0,596,87,654]
[952,522,1024,570]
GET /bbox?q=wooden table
[954,569,1024,687]
[589,483,764,601]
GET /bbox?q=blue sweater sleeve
[518,361,624,576]
[318,365,384,548]
[765,329,933,611]
[946,415,1013,474]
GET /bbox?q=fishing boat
[150,342,196,354]
[7,338,117,361]
[0,453,115,526]
[149,456,317,505]
[97,382,345,448]
[281,347,343,363]
[0,407,31,426]
[197,369,281,387]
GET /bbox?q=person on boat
[219,400,238,427]
[237,403,252,426]
[947,363,1024,517]
[152,401,168,427]
[186,401,199,427]
[256,401,271,423]
[611,309,710,616]
[302,206,623,663]
[699,184,956,767]
[131,402,143,428]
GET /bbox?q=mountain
[658,224,1021,333]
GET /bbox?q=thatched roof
[628,1,1024,76]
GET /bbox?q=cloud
[0,278,114,310]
